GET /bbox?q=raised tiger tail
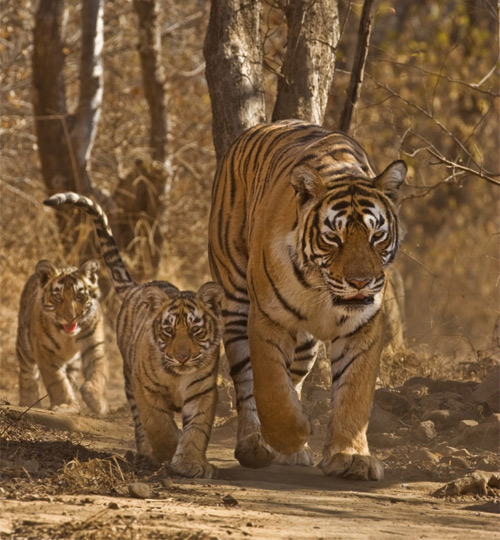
[43,192,135,297]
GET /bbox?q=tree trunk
[204,0,266,161]
[272,0,340,124]
[33,0,104,259]
[132,0,168,163]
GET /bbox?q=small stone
[222,494,239,507]
[422,409,460,429]
[448,456,470,469]
[108,502,119,509]
[410,449,439,464]
[459,419,478,432]
[415,420,437,442]
[161,477,173,489]
[451,448,471,457]
[128,482,151,499]
[475,457,497,471]
[459,417,500,450]
[368,433,401,448]
[435,443,459,456]
[368,404,401,434]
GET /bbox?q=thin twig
[0,394,49,438]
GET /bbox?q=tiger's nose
[347,277,371,289]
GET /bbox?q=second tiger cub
[44,192,224,479]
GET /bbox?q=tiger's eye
[322,231,341,246]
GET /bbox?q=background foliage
[1,0,498,386]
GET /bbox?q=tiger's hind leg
[223,299,275,469]
[79,328,108,416]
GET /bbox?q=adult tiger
[44,193,224,479]
[16,259,108,415]
[208,120,406,480]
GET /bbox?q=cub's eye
[371,231,386,244]
[76,292,87,301]
[190,325,206,338]
[52,292,63,302]
[322,231,341,247]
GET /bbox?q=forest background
[0,0,499,388]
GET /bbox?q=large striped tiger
[208,120,406,480]
[16,259,108,415]
[44,193,224,479]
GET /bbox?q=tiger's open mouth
[333,294,374,306]
[61,322,80,334]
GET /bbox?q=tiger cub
[16,259,108,415]
[44,193,224,479]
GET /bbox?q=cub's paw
[51,402,80,414]
[80,383,108,416]
[319,452,384,481]
[235,432,275,469]
[273,443,314,467]
[171,455,216,479]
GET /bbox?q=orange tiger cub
[16,259,108,415]
[44,192,224,479]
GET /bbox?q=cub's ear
[35,260,58,286]
[78,259,99,287]
[142,286,168,313]
[197,282,224,315]
[291,163,326,206]
[374,160,407,202]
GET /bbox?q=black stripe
[262,254,305,321]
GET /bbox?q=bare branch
[339,0,375,134]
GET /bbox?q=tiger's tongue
[63,322,79,334]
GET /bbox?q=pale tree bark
[272,0,340,124]
[203,0,266,161]
[33,0,103,257]
[33,0,169,281]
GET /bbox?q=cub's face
[36,259,100,336]
[291,161,406,309]
[149,282,224,374]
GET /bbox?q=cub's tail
[44,192,135,297]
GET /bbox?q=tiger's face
[36,259,100,335]
[149,283,224,374]
[291,160,406,309]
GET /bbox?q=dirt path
[0,402,498,540]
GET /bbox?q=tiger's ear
[142,286,167,313]
[78,259,99,287]
[291,164,327,206]
[374,160,407,202]
[197,282,224,315]
[35,260,58,287]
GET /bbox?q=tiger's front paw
[51,402,80,414]
[171,454,216,479]
[235,432,275,469]
[273,443,314,467]
[80,382,108,416]
[319,452,384,481]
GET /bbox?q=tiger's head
[146,282,224,373]
[290,160,406,310]
[35,259,101,335]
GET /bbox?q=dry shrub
[59,455,135,496]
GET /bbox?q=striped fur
[16,259,108,415]
[44,193,224,479]
[208,120,406,480]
